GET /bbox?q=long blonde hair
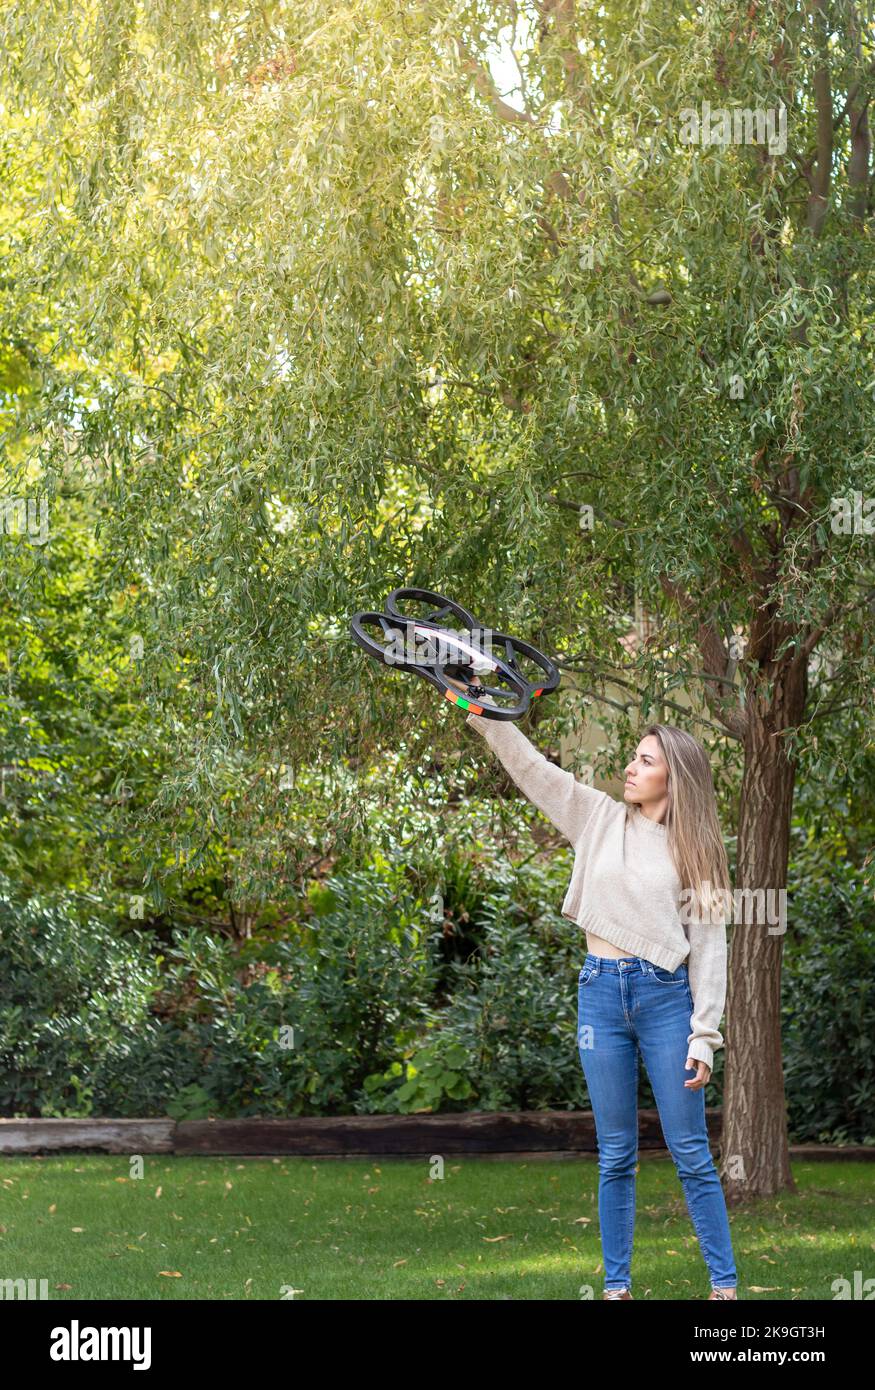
[633,723,731,924]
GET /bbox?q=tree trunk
[721,657,806,1202]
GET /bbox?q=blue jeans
[577,953,737,1292]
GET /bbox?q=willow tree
[1,0,873,1198]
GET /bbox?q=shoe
[603,1288,633,1299]
[708,1288,737,1300]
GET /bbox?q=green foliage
[1,807,872,1138]
[1,0,871,842]
[781,822,875,1144]
[383,1040,476,1111]
[164,1083,215,1121]
[156,863,443,1116]
[0,877,176,1117]
[368,909,585,1114]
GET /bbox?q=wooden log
[2,1113,868,1160]
[0,1118,175,1154]
[783,1144,875,1161]
[175,1108,723,1156]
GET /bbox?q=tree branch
[559,671,743,740]
[847,5,872,223]
[658,577,748,739]
[456,36,539,125]
[546,493,626,528]
[807,2,833,236]
[797,585,875,662]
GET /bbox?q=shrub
[0,878,186,1117]
[781,825,875,1144]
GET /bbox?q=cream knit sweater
[466,711,728,1070]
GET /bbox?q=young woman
[451,682,738,1301]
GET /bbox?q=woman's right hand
[444,674,470,695]
[444,673,496,705]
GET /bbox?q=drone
[349,587,560,720]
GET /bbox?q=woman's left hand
[684,1057,712,1089]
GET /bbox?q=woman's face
[623,734,668,807]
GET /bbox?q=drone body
[349,587,560,719]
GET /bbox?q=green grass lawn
[0,1155,869,1300]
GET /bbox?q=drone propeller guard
[350,587,560,719]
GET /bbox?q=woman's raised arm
[448,677,610,844]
